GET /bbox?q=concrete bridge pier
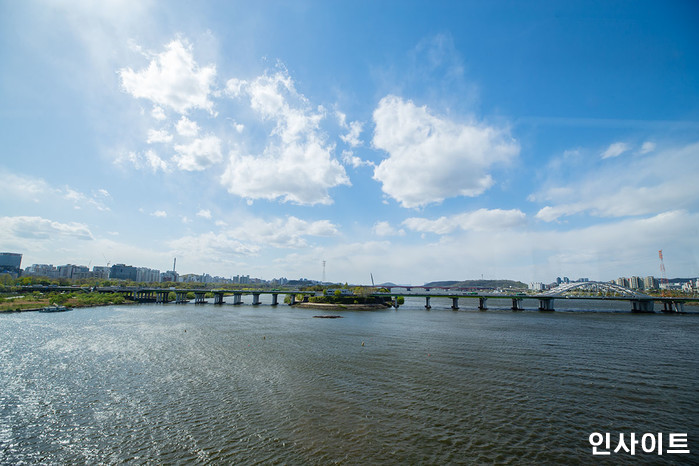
[425,296,431,309]
[233,293,242,305]
[661,300,683,313]
[213,292,225,305]
[451,297,459,310]
[271,294,279,306]
[511,298,523,311]
[632,299,655,312]
[156,291,169,303]
[175,291,188,303]
[252,293,261,305]
[479,297,488,310]
[194,292,206,304]
[289,294,296,305]
[538,298,555,311]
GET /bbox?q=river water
[1,297,697,464]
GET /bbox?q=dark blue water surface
[1,298,697,464]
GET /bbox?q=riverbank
[0,293,129,313]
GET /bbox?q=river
[1,297,697,464]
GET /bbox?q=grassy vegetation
[308,295,391,305]
[0,292,128,312]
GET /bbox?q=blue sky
[1,0,698,285]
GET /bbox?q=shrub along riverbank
[0,292,127,312]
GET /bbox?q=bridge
[17,283,693,313]
[19,286,317,306]
[380,281,692,313]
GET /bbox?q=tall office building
[0,252,22,277]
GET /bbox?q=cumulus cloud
[116,149,169,172]
[119,39,216,115]
[372,221,405,237]
[167,216,339,261]
[372,95,519,208]
[601,142,630,159]
[221,71,350,205]
[0,216,93,242]
[228,216,339,248]
[196,209,212,219]
[341,150,374,168]
[403,208,526,234]
[337,111,363,147]
[146,129,173,144]
[151,106,167,121]
[534,142,699,222]
[175,116,200,137]
[169,231,260,258]
[151,210,167,218]
[173,134,223,171]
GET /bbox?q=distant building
[136,267,161,283]
[643,276,658,290]
[110,264,138,281]
[160,270,179,282]
[57,264,89,280]
[0,252,22,277]
[92,266,110,279]
[629,276,643,290]
[529,282,545,291]
[615,277,629,288]
[25,264,58,278]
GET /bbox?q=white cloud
[228,216,339,248]
[119,39,217,115]
[337,111,363,147]
[341,150,374,168]
[168,232,260,258]
[196,209,212,219]
[372,95,519,208]
[167,216,339,263]
[403,208,526,234]
[0,171,52,202]
[286,209,699,284]
[151,210,167,218]
[372,221,405,237]
[151,106,167,121]
[175,116,200,137]
[640,141,656,154]
[146,129,173,144]
[0,216,93,243]
[221,71,350,205]
[173,134,223,171]
[534,142,699,222]
[62,187,111,211]
[115,149,169,172]
[601,142,630,159]
[0,169,111,211]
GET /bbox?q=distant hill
[424,279,528,289]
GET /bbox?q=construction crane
[658,250,669,296]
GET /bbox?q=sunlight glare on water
[0,300,697,464]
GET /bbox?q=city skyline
[10,251,698,289]
[1,2,698,285]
